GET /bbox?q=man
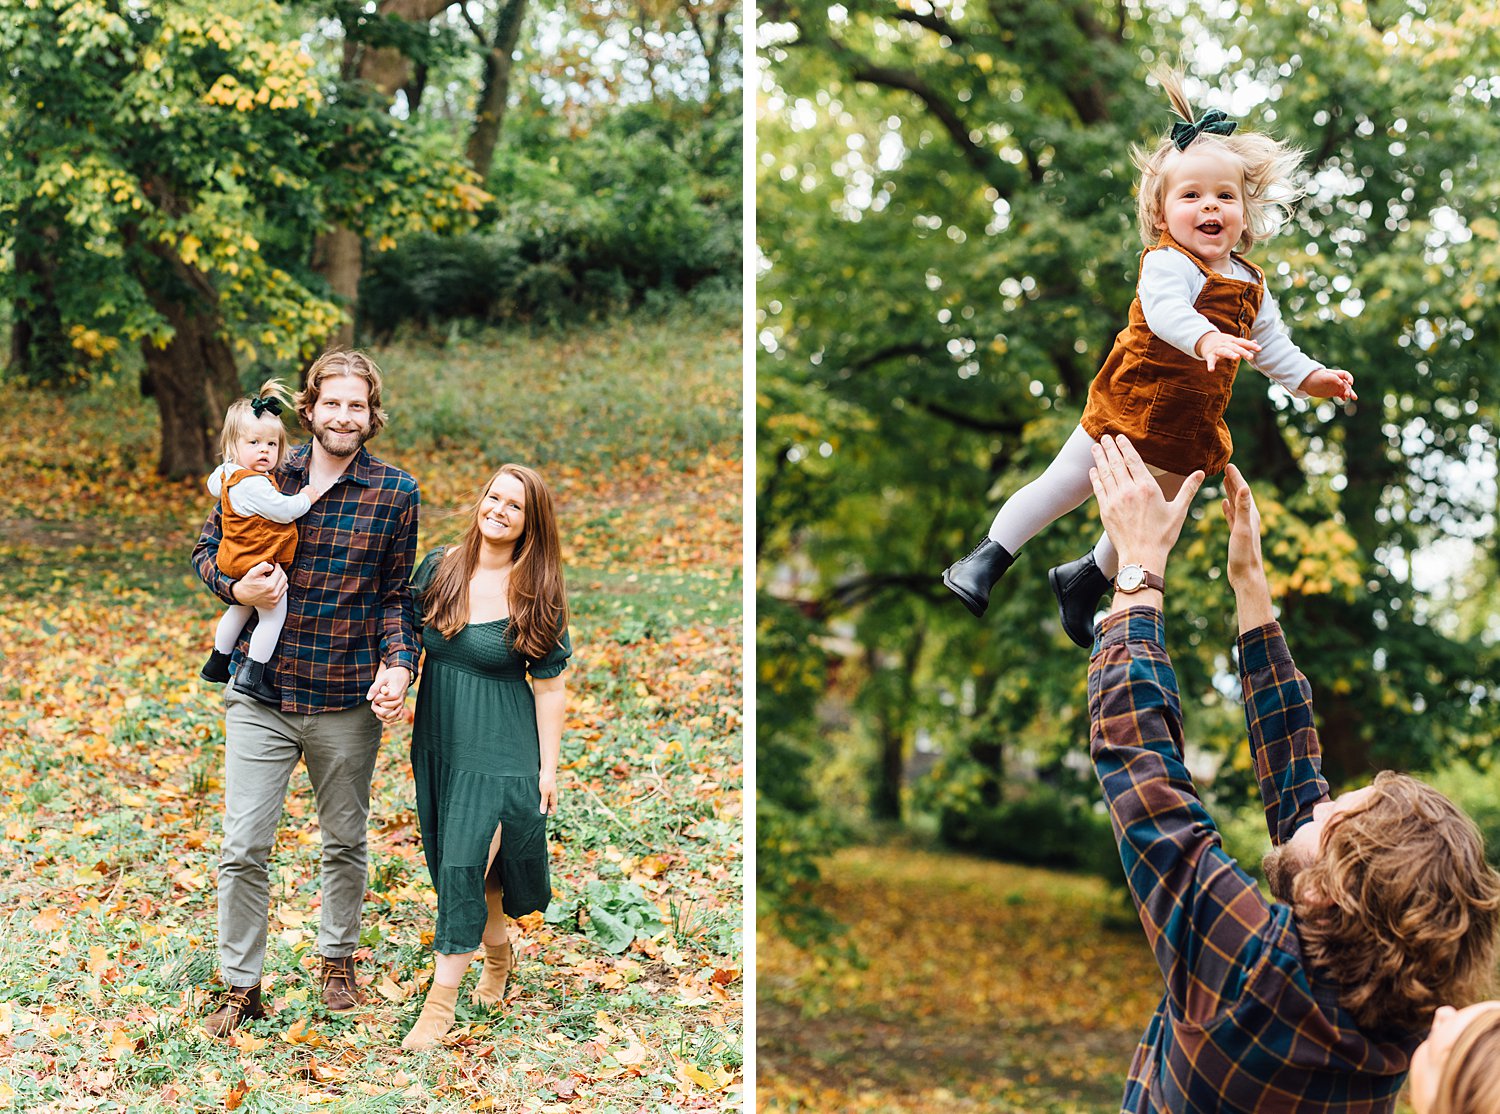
[1085,434,1500,1112]
[191,350,420,1035]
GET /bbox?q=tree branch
[828,36,1021,196]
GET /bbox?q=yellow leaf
[31,907,64,933]
[87,946,110,975]
[105,1027,137,1061]
[679,1059,734,1091]
[375,976,411,1002]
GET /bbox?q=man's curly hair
[1294,771,1500,1035]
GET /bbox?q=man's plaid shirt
[192,442,420,714]
[1088,607,1416,1113]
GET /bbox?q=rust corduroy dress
[215,468,300,579]
[1080,230,1264,477]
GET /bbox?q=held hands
[1299,367,1358,402]
[1195,330,1261,372]
[1088,435,1204,576]
[367,664,412,724]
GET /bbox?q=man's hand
[367,665,412,724]
[232,561,287,608]
[1221,465,1266,590]
[1222,464,1276,632]
[1195,330,1261,372]
[1299,367,1357,402]
[1089,435,1204,577]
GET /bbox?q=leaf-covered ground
[757,845,1163,1114]
[0,312,743,1112]
[758,845,1427,1114]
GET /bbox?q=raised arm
[1223,466,1330,844]
[1088,437,1272,1022]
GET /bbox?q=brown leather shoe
[203,984,264,1037]
[319,955,364,1012]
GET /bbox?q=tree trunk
[140,304,241,479]
[313,228,362,348]
[318,0,456,338]
[465,0,529,180]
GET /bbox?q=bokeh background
[755,2,1500,1111]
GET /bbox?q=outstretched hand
[1221,464,1277,631]
[1221,465,1266,591]
[1088,435,1204,576]
[1196,330,1261,373]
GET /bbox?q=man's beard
[1262,844,1303,904]
[313,421,370,459]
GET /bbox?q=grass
[0,307,742,1112]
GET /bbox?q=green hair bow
[1171,108,1236,151]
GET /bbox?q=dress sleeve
[409,548,445,640]
[528,625,572,679]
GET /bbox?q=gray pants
[218,686,383,986]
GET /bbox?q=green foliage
[916,761,1119,878]
[1423,760,1500,872]
[360,100,741,332]
[578,879,667,955]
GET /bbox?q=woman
[1408,1002,1500,1113]
[401,464,570,1051]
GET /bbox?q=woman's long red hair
[421,464,568,661]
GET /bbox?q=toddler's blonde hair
[1132,68,1307,253]
[220,378,295,467]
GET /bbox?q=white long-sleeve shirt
[207,462,312,523]
[1138,248,1319,399]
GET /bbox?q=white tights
[985,425,1186,578]
[214,593,289,664]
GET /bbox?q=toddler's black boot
[942,538,1016,617]
[236,660,281,708]
[1048,551,1112,648]
[200,650,232,684]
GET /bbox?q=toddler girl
[199,380,321,704]
[943,70,1356,644]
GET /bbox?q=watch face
[1117,565,1145,592]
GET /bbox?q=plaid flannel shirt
[1089,607,1416,1113]
[192,443,420,714]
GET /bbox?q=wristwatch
[1114,564,1165,593]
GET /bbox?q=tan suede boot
[473,937,513,1007]
[400,981,460,1051]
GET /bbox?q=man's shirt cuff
[1236,622,1293,675]
[1093,606,1165,653]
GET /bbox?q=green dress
[411,550,572,954]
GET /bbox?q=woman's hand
[1300,367,1357,402]
[538,772,558,816]
[1195,329,1261,372]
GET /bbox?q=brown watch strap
[1114,566,1165,593]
